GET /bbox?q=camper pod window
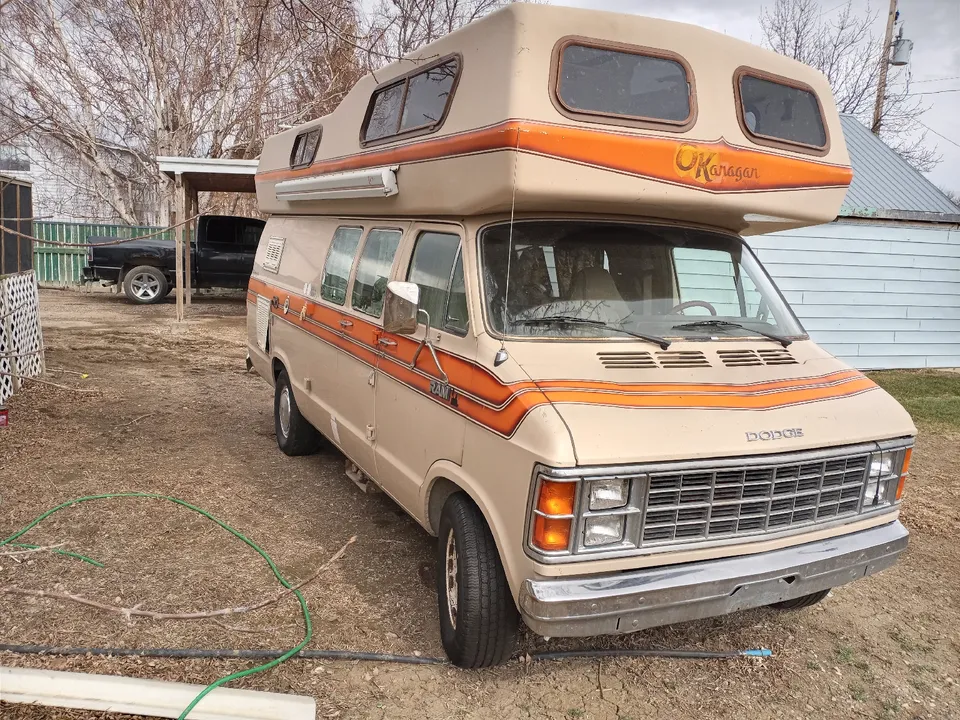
[362,56,461,145]
[555,40,694,128]
[736,69,828,152]
[480,221,805,342]
[290,128,321,168]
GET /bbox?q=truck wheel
[771,589,830,611]
[123,266,168,304]
[436,493,518,668]
[274,369,321,456]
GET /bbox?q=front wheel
[122,265,168,304]
[436,494,518,667]
[770,589,830,611]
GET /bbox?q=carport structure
[157,157,258,320]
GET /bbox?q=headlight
[589,478,629,510]
[584,515,625,547]
[864,446,912,509]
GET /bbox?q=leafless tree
[760,0,939,171]
[0,0,361,223]
[938,186,960,207]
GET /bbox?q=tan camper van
[247,4,915,667]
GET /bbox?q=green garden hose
[0,492,313,720]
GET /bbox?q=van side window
[319,226,363,305]
[362,57,460,144]
[737,72,826,150]
[445,252,468,333]
[406,231,466,334]
[352,229,402,318]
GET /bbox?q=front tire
[122,265,168,304]
[771,589,830,611]
[436,494,518,668]
[274,369,321,456]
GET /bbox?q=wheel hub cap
[445,529,458,629]
[278,387,292,438]
[131,273,160,300]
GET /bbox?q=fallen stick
[0,371,97,393]
[115,413,154,429]
[0,536,355,621]
[0,543,66,557]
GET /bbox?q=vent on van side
[597,351,657,369]
[718,348,798,367]
[655,351,711,368]
[262,237,285,273]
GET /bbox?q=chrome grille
[640,453,869,545]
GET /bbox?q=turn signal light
[533,515,571,551]
[532,479,576,551]
[536,480,576,516]
[896,447,913,501]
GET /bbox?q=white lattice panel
[1,270,45,405]
[256,295,271,352]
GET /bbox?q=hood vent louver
[655,350,711,368]
[718,348,798,367]
[598,351,657,369]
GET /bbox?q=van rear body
[247,4,914,666]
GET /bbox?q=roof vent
[656,351,711,368]
[597,351,657,369]
[718,348,798,367]
[757,348,798,365]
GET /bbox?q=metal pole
[174,173,185,322]
[872,0,898,135]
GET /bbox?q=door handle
[377,337,397,347]
[339,319,353,329]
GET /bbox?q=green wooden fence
[33,222,171,286]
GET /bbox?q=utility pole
[872,0,898,135]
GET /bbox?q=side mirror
[383,281,420,335]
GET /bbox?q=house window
[0,145,30,173]
[290,128,322,168]
[406,231,467,334]
[737,72,827,151]
[556,42,692,125]
[362,57,460,144]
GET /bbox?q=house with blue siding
[748,115,960,370]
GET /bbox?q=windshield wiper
[517,316,671,350]
[671,320,792,347]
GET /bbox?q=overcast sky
[555,0,960,196]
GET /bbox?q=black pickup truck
[83,215,265,304]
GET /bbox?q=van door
[332,226,404,477]
[374,227,470,517]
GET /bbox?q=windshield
[480,220,805,340]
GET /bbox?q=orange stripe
[248,279,877,436]
[255,120,853,193]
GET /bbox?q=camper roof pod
[256,4,852,235]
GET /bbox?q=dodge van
[246,4,915,667]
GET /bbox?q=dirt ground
[1,289,957,719]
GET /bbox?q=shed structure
[156,157,258,320]
[750,115,960,370]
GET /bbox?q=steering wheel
[669,300,717,316]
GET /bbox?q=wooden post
[185,183,199,306]
[174,173,185,322]
[872,0,898,135]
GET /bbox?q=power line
[911,75,960,84]
[907,88,960,96]
[918,122,960,152]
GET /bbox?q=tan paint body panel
[255,5,852,235]
[246,6,914,613]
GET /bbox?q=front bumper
[518,520,908,637]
